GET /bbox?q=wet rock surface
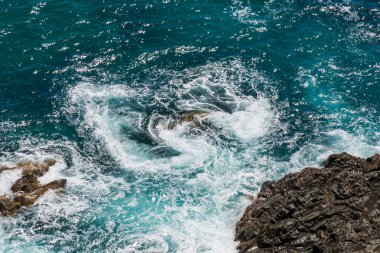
[167,111,209,130]
[0,159,67,216]
[236,153,380,253]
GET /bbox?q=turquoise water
[0,0,379,252]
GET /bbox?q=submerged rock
[167,111,209,130]
[236,153,380,253]
[0,159,67,216]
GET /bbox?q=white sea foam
[63,60,276,252]
[66,60,273,171]
[290,130,380,172]
[320,4,360,22]
[230,0,267,32]
[0,139,133,252]
[158,124,217,168]
[3,56,378,253]
[207,99,273,142]
[0,168,22,196]
[2,62,379,253]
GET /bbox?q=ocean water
[0,0,379,252]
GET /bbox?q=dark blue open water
[0,0,379,252]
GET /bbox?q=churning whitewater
[0,0,379,252]
[64,60,276,252]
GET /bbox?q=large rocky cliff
[236,153,380,253]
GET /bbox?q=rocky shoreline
[236,153,380,253]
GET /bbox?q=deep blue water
[0,0,379,252]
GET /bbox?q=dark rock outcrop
[236,153,380,253]
[0,159,67,216]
